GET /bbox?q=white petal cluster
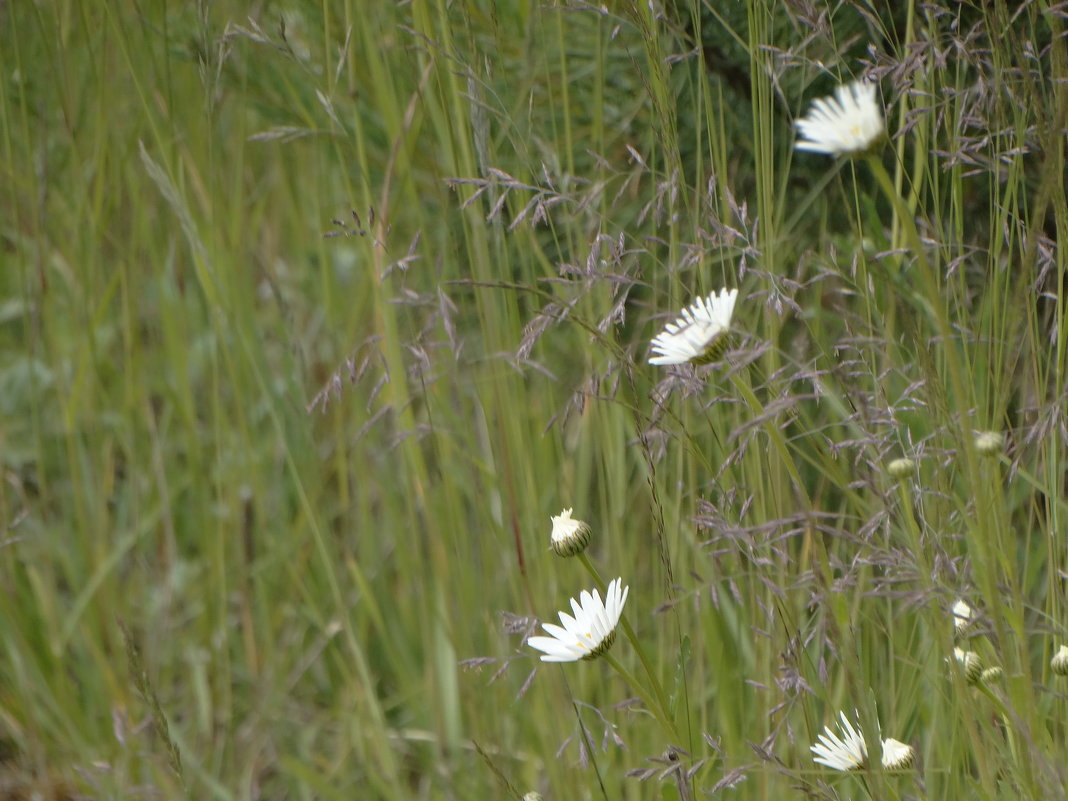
[527,578,629,662]
[796,80,884,156]
[648,288,738,366]
[811,712,867,771]
[880,738,915,770]
[811,711,914,772]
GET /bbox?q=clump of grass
[1,0,1065,799]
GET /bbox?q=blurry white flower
[953,647,983,683]
[648,288,738,366]
[880,738,915,770]
[811,711,866,771]
[1051,644,1068,676]
[527,578,629,662]
[796,80,884,156]
[811,711,913,772]
[951,599,975,636]
[549,508,591,557]
[974,430,1006,456]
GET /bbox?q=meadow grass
[1,1,1066,799]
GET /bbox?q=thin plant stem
[576,553,680,744]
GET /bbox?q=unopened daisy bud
[980,667,1003,683]
[1051,644,1068,676]
[951,599,975,637]
[953,647,983,683]
[523,794,544,801]
[887,458,915,479]
[974,431,1005,457]
[880,738,914,770]
[549,508,591,557]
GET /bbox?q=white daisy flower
[648,287,738,366]
[811,711,867,771]
[527,578,629,662]
[795,80,884,156]
[974,430,1006,456]
[880,738,915,770]
[811,712,914,772]
[951,599,975,636]
[549,508,591,557]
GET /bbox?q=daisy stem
[998,454,1068,515]
[895,480,935,592]
[864,154,931,278]
[864,153,971,432]
[975,678,1011,719]
[577,553,681,745]
[726,372,808,501]
[972,679,1021,766]
[602,650,682,745]
[724,369,847,642]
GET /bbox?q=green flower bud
[1052,645,1068,677]
[887,458,915,479]
[549,508,591,557]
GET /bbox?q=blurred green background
[2,1,1066,799]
